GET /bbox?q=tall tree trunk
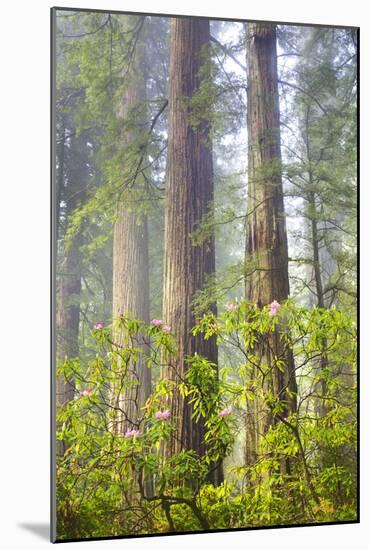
[310,206,325,309]
[111,50,151,433]
[244,23,297,471]
[56,125,85,458]
[111,36,152,497]
[56,239,81,456]
[304,106,325,310]
[309,193,329,417]
[112,207,151,433]
[305,110,329,416]
[162,17,223,485]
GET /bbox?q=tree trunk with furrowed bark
[112,211,150,431]
[244,22,297,472]
[111,40,151,439]
[162,17,223,485]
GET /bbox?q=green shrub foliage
[56,300,357,538]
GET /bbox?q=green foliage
[54,13,357,539]
[56,300,357,538]
[280,26,357,309]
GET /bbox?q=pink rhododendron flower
[162,324,171,333]
[94,322,104,330]
[156,409,171,420]
[80,387,93,397]
[125,429,141,438]
[218,407,231,417]
[269,300,281,316]
[151,319,163,326]
[225,302,238,311]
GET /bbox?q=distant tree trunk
[309,192,329,417]
[244,23,297,471]
[307,192,325,309]
[56,237,81,456]
[162,17,223,485]
[304,111,329,417]
[55,124,84,458]
[110,28,151,436]
[303,105,325,310]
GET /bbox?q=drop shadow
[18,523,50,541]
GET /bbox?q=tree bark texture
[162,17,222,484]
[111,48,151,437]
[245,23,297,469]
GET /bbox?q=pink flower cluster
[124,429,141,438]
[151,319,171,332]
[269,300,281,316]
[218,407,231,417]
[225,302,238,312]
[94,322,105,330]
[155,409,171,421]
[80,387,93,397]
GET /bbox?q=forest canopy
[53,8,357,541]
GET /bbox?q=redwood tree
[244,23,297,470]
[111,44,151,436]
[162,17,222,484]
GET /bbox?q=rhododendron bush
[56,300,357,539]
